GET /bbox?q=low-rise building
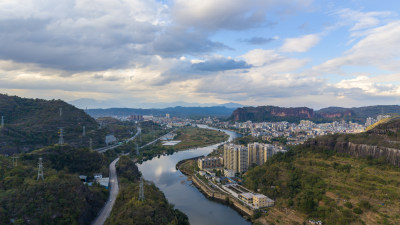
[198,157,223,170]
[95,177,110,189]
[224,169,235,177]
[238,193,253,204]
[253,194,274,208]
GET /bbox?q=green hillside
[0,145,109,225]
[244,118,400,225]
[245,146,400,225]
[0,94,105,154]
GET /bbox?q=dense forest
[0,145,109,225]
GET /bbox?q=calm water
[138,125,250,225]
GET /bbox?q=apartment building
[198,157,223,170]
[223,143,248,173]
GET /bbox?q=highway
[95,127,141,153]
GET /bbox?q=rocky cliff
[308,117,400,167]
[231,106,314,122]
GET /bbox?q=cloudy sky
[0,0,399,109]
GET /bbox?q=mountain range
[230,105,400,123]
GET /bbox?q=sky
[0,0,400,109]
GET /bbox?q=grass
[252,150,400,225]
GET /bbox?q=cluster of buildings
[197,142,285,174]
[223,142,286,173]
[222,184,274,209]
[365,115,391,127]
[195,142,285,209]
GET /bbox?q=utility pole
[58,128,64,145]
[59,108,62,117]
[12,156,19,167]
[37,158,44,180]
[138,177,145,201]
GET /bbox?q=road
[139,129,176,149]
[92,157,120,225]
[95,127,141,153]
[92,127,171,225]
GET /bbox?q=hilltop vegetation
[0,94,105,154]
[245,145,400,225]
[0,145,109,225]
[105,156,189,225]
[244,118,400,225]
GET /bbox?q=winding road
[92,127,173,225]
[92,157,119,225]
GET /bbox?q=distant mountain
[217,102,245,109]
[0,94,103,154]
[69,98,244,110]
[230,105,400,123]
[86,106,235,118]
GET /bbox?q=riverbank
[177,160,255,219]
[138,126,229,162]
[138,127,250,225]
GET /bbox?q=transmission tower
[58,128,64,145]
[59,107,63,117]
[82,126,86,137]
[89,138,93,150]
[37,158,44,180]
[138,177,145,201]
[136,143,139,156]
[1,116,4,128]
[12,156,19,167]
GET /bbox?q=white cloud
[335,8,394,32]
[280,34,320,53]
[314,21,400,73]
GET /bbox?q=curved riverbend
[138,125,250,225]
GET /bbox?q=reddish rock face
[231,106,314,122]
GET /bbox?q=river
[137,125,251,225]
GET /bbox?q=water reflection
[138,126,250,225]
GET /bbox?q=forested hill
[0,94,101,154]
[230,105,400,123]
[244,117,400,224]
